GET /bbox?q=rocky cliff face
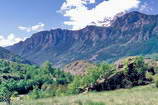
[7,11,158,66]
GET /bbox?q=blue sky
[0,0,65,36]
[0,0,158,46]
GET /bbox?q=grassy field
[1,84,158,105]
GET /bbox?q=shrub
[28,88,41,99]
[156,80,158,88]
[28,88,56,99]
[146,72,154,81]
[154,74,158,88]
[68,76,82,94]
[29,85,69,99]
[0,84,13,105]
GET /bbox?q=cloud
[60,0,140,30]
[0,33,25,47]
[18,23,45,32]
[139,2,153,13]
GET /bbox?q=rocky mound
[81,56,157,92]
[114,56,138,70]
[63,60,95,75]
[115,56,158,74]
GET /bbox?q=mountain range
[6,11,158,67]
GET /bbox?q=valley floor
[1,84,158,105]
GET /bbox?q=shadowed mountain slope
[0,47,32,64]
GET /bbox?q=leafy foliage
[0,83,13,105]
[68,62,115,94]
[29,85,68,99]
[0,59,73,101]
[153,74,158,88]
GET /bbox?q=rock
[63,60,95,75]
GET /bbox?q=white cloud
[139,2,153,13]
[18,23,45,32]
[18,26,31,32]
[0,33,25,47]
[60,0,140,30]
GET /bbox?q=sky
[0,0,158,47]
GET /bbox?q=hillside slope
[7,11,158,66]
[0,47,32,64]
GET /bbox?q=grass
[1,84,158,105]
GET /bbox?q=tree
[0,85,13,105]
[41,61,54,74]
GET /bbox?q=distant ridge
[7,11,158,67]
[0,47,33,64]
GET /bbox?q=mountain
[6,11,158,66]
[0,47,32,64]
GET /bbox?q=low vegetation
[1,84,158,105]
[0,60,73,104]
[1,56,158,105]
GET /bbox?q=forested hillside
[0,59,73,104]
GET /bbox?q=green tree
[68,62,115,94]
[0,84,13,105]
[41,61,54,74]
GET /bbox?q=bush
[28,88,41,99]
[29,85,69,99]
[68,76,82,94]
[154,74,158,88]
[0,84,13,105]
[29,88,56,99]
[146,72,154,81]
[156,80,158,88]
